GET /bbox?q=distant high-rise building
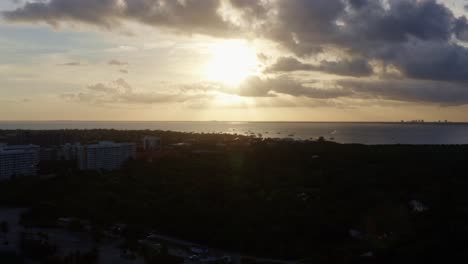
[142,136,161,151]
[0,144,40,180]
[77,141,136,171]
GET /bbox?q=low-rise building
[77,141,136,171]
[142,136,161,151]
[0,144,40,179]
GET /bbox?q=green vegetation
[141,244,183,264]
[0,251,24,264]
[2,130,468,262]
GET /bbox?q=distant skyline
[2,0,468,121]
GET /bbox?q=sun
[204,40,259,85]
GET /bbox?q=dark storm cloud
[384,40,468,82]
[3,0,122,28]
[348,0,368,9]
[339,79,468,106]
[261,0,457,54]
[268,57,373,77]
[454,16,468,41]
[343,0,455,43]
[261,0,468,83]
[123,0,231,35]
[4,0,468,55]
[263,0,345,56]
[338,1,468,83]
[319,59,373,77]
[3,0,231,35]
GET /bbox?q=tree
[0,221,8,234]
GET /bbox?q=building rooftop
[85,141,135,148]
[0,144,40,154]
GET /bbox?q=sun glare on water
[204,40,259,86]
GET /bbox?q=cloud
[6,0,468,106]
[229,0,269,18]
[3,0,122,28]
[234,76,468,106]
[262,0,458,54]
[381,39,468,82]
[119,69,128,74]
[259,0,468,82]
[266,57,314,72]
[227,0,271,25]
[319,59,374,77]
[454,16,468,41]
[268,57,373,77]
[61,74,468,108]
[66,76,354,108]
[220,76,352,99]
[105,45,138,52]
[108,59,128,66]
[87,83,117,94]
[47,1,464,82]
[275,0,468,85]
[344,0,455,43]
[64,78,209,105]
[57,62,82,66]
[263,0,345,56]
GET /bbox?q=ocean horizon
[1,120,468,145]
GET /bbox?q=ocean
[1,121,468,145]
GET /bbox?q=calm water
[1,121,468,145]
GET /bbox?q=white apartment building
[77,141,136,171]
[0,144,40,180]
[142,136,161,151]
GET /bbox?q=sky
[1,0,468,121]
